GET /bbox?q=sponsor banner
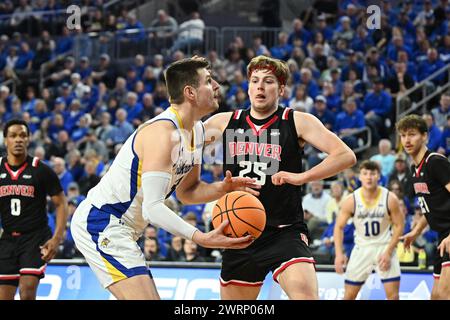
[29,265,434,300]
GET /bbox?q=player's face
[399,128,427,156]
[248,69,284,113]
[195,68,220,114]
[5,124,29,157]
[359,168,380,189]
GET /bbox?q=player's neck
[411,146,428,166]
[361,186,379,199]
[170,104,195,131]
[250,104,278,120]
[7,153,27,166]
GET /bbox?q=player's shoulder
[204,111,234,129]
[426,152,449,164]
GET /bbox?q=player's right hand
[192,220,254,249]
[334,254,347,274]
[399,231,417,252]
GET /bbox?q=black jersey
[0,156,63,234]
[411,150,450,239]
[222,106,304,227]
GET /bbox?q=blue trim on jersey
[345,279,365,286]
[130,154,139,200]
[86,206,149,279]
[381,276,400,283]
[99,202,132,219]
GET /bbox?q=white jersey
[352,186,392,246]
[80,107,205,233]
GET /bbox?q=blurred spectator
[422,113,443,152]
[302,180,332,240]
[170,11,204,54]
[165,235,185,261]
[91,53,117,89]
[78,159,101,196]
[388,154,415,201]
[311,95,335,131]
[418,48,446,85]
[95,111,114,142]
[78,129,109,163]
[150,9,178,49]
[67,149,84,183]
[437,115,450,156]
[333,16,354,42]
[335,98,365,149]
[431,92,450,129]
[388,179,413,217]
[107,108,134,145]
[181,239,206,262]
[47,129,70,159]
[289,84,313,112]
[76,56,92,80]
[52,156,74,195]
[370,139,396,177]
[143,237,166,261]
[362,77,392,144]
[299,68,319,99]
[341,167,361,193]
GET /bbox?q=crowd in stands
[0,0,448,267]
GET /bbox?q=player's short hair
[396,114,428,134]
[164,57,210,104]
[3,119,30,137]
[359,160,381,173]
[247,55,289,86]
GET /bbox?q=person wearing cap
[316,14,333,42]
[333,16,354,42]
[311,94,336,131]
[92,53,117,89]
[362,76,392,145]
[76,56,92,80]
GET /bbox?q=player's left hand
[438,235,450,257]
[40,237,60,262]
[378,252,391,272]
[272,171,306,186]
[222,170,261,196]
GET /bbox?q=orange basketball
[212,191,266,239]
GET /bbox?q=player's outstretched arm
[136,121,253,249]
[333,194,353,274]
[41,191,68,262]
[379,192,404,271]
[272,112,356,186]
[203,111,233,145]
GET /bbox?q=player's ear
[279,84,285,97]
[184,85,196,101]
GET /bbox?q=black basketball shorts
[0,227,52,286]
[220,223,315,286]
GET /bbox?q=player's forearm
[333,226,345,256]
[304,149,356,182]
[177,181,225,205]
[53,201,68,241]
[412,215,428,236]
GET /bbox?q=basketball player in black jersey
[397,115,450,300]
[204,55,356,299]
[0,119,68,300]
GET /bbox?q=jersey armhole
[287,109,303,152]
[351,192,356,217]
[386,191,391,216]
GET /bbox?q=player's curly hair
[396,114,428,134]
[247,55,289,86]
[164,57,210,104]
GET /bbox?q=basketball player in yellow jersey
[71,57,260,300]
[334,160,404,300]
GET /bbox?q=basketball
[212,191,266,239]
